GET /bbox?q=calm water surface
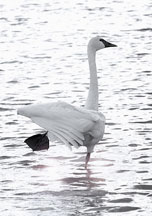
[0,0,152,215]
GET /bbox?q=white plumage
[18,101,105,152]
[17,36,117,168]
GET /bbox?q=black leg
[85,152,91,169]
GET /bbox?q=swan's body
[18,36,116,168]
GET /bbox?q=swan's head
[88,36,117,51]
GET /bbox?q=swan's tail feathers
[24,132,49,151]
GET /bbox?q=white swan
[17,36,117,168]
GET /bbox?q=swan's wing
[22,101,101,149]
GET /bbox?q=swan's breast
[83,111,105,145]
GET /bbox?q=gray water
[0,0,152,215]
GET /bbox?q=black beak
[104,41,117,48]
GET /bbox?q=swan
[17,36,117,168]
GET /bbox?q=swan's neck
[85,47,98,111]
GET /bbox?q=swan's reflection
[61,160,106,192]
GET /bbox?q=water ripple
[1,0,152,215]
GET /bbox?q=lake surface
[0,0,152,215]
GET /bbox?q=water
[0,0,152,215]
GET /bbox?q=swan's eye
[99,38,105,43]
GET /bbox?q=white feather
[19,101,103,149]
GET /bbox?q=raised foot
[24,131,49,151]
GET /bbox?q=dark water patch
[0,17,8,21]
[48,156,74,160]
[91,157,114,163]
[7,80,18,84]
[30,182,48,187]
[145,138,151,141]
[73,171,89,176]
[113,127,122,130]
[136,170,148,173]
[109,198,133,203]
[12,17,29,26]
[136,28,152,32]
[2,188,15,192]
[106,122,118,126]
[3,113,14,117]
[1,101,33,106]
[14,102,33,106]
[108,206,140,212]
[17,135,29,140]
[0,137,13,141]
[1,180,12,184]
[134,184,152,190]
[86,7,106,11]
[0,156,12,160]
[135,94,145,98]
[137,53,149,57]
[0,107,12,111]
[14,192,34,196]
[45,91,63,95]
[123,129,129,131]
[6,121,18,125]
[141,70,151,74]
[133,155,149,160]
[3,96,15,101]
[120,190,149,197]
[4,144,22,148]
[23,152,36,157]
[130,120,152,124]
[41,82,49,85]
[10,160,35,167]
[141,107,152,110]
[57,189,107,197]
[143,178,152,181]
[13,98,34,102]
[138,130,151,135]
[61,177,106,188]
[0,60,23,64]
[15,189,107,198]
[121,87,137,91]
[27,55,51,60]
[18,159,35,165]
[72,89,85,93]
[105,144,119,148]
[11,22,25,26]
[28,207,55,211]
[137,147,151,151]
[117,170,130,173]
[30,164,49,169]
[84,205,140,214]
[128,143,139,147]
[102,163,114,167]
[146,92,152,95]
[139,160,151,164]
[28,85,40,89]
[129,107,138,110]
